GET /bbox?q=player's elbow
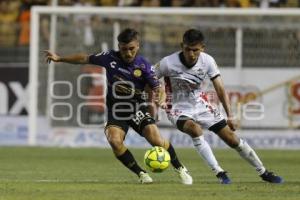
[80,54,90,64]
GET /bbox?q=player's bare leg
[181,119,231,184]
[143,124,193,185]
[105,126,152,184]
[217,126,283,183]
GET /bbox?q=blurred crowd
[0,0,299,48]
[3,0,299,7]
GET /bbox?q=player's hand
[227,118,237,131]
[153,90,160,106]
[158,95,167,110]
[44,50,60,63]
[160,102,168,110]
[157,89,167,109]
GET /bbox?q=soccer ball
[144,146,171,173]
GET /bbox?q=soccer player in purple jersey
[45,28,193,184]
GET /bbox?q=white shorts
[167,99,225,130]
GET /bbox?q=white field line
[0,179,103,183]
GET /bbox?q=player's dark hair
[117,28,139,43]
[183,29,205,45]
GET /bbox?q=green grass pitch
[0,147,299,200]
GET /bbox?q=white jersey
[155,51,224,129]
[156,51,220,104]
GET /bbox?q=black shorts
[176,115,227,134]
[105,101,155,136]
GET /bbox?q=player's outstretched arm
[212,76,237,131]
[44,50,89,64]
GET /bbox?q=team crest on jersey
[140,64,146,69]
[134,64,146,70]
[195,68,205,77]
[133,69,142,77]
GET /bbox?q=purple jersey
[89,50,159,102]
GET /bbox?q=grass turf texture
[0,147,299,200]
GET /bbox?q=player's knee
[150,140,164,147]
[154,137,165,147]
[147,134,165,147]
[161,139,170,150]
[107,137,123,150]
[228,138,240,148]
[142,123,154,133]
[140,118,156,133]
[219,131,240,148]
[183,121,202,137]
[227,141,239,148]
[142,124,163,146]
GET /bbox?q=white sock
[235,139,266,175]
[192,136,223,174]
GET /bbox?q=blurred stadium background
[1,1,300,200]
[1,0,299,148]
[0,0,300,149]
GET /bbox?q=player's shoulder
[97,49,113,55]
[161,51,180,65]
[164,51,180,61]
[135,55,151,66]
[200,52,215,60]
[136,54,150,63]
[199,52,216,65]
[107,50,119,58]
[135,55,152,70]
[90,50,114,59]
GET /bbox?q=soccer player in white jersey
[155,29,283,184]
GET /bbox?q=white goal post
[29,7,300,146]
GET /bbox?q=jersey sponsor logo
[118,67,131,74]
[133,69,142,77]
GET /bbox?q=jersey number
[132,110,150,125]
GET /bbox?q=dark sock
[167,143,182,169]
[116,149,145,175]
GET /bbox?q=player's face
[119,40,140,63]
[181,43,204,66]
